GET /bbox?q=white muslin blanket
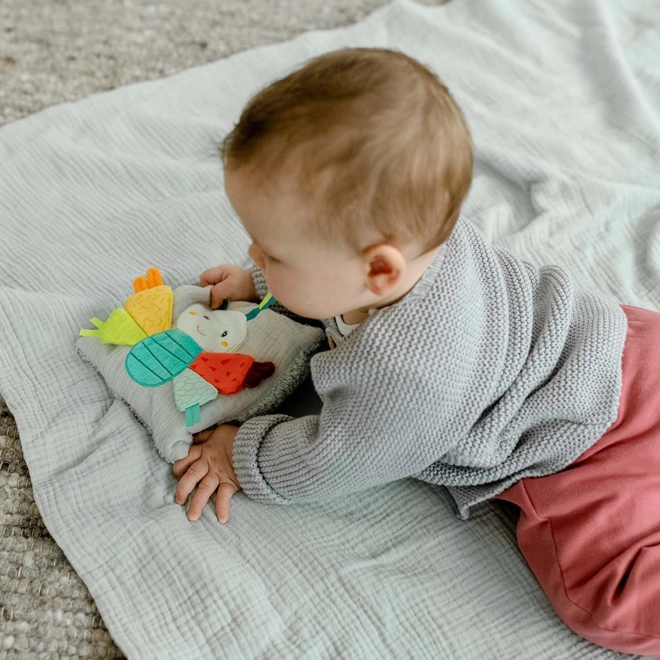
[1,0,658,657]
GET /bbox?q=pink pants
[495,304,660,657]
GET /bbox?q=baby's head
[221,47,473,319]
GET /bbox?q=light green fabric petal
[79,308,147,346]
[173,368,218,412]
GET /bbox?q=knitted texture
[238,215,628,519]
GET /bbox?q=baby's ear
[364,245,406,297]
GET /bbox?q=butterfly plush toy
[80,267,278,427]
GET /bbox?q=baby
[172,48,660,657]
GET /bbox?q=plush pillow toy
[77,268,326,462]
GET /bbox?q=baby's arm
[232,344,456,504]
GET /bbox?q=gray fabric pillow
[77,280,325,462]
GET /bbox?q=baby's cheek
[263,272,282,298]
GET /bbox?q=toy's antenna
[245,291,276,320]
[220,291,277,319]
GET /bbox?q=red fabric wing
[189,353,255,395]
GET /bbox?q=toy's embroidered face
[177,304,247,352]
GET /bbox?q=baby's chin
[274,291,358,320]
[292,308,328,320]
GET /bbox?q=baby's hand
[200,264,258,310]
[172,424,241,523]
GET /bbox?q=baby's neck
[340,308,371,325]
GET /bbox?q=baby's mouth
[196,325,207,336]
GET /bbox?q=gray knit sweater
[232,216,628,520]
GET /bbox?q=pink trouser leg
[495,304,660,657]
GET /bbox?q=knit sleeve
[232,344,456,504]
[250,264,324,329]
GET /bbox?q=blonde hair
[221,47,473,257]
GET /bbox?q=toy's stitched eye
[203,315,210,320]
[221,331,228,337]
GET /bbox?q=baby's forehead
[228,165,308,237]
[232,177,323,253]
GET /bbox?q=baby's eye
[221,331,228,337]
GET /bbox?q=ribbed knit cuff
[233,414,292,505]
[250,264,269,300]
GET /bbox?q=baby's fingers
[174,456,208,506]
[199,265,226,287]
[209,282,233,310]
[192,428,215,444]
[172,444,202,479]
[215,482,239,524]
[186,474,220,522]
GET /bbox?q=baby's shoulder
[350,305,437,367]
